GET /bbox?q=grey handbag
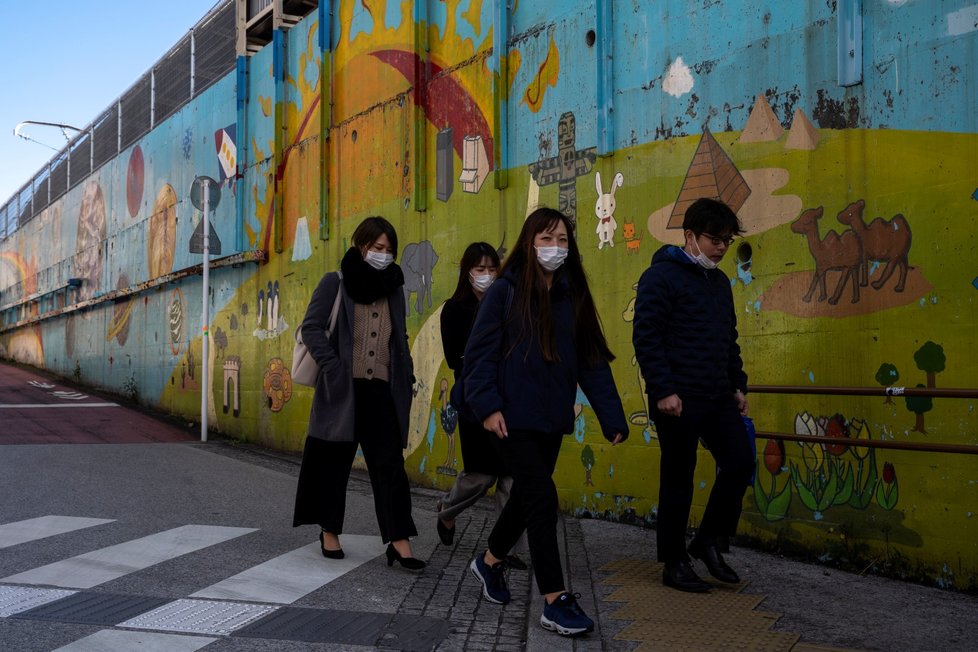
[291,272,343,386]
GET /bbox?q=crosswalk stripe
[0,403,118,409]
[190,535,386,604]
[1,525,256,589]
[51,630,218,652]
[0,516,115,549]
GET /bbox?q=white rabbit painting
[594,171,623,249]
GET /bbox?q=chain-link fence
[1,0,235,239]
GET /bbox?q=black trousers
[292,379,418,542]
[487,430,564,595]
[652,394,755,564]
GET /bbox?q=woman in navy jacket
[462,207,627,637]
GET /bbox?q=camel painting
[790,207,863,305]
[836,200,912,292]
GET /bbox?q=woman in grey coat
[292,216,424,570]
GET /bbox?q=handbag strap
[325,270,344,337]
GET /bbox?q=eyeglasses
[700,233,735,247]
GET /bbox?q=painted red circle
[126,145,144,218]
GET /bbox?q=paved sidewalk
[393,477,978,652]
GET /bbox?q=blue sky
[0,1,220,206]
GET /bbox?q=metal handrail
[756,431,978,456]
[749,384,978,399]
[748,384,977,456]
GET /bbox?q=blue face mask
[469,272,496,293]
[364,250,394,270]
[690,237,717,270]
[535,246,568,271]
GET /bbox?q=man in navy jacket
[632,198,754,593]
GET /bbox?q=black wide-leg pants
[293,379,418,542]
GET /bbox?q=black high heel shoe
[386,543,426,570]
[320,530,345,560]
[436,516,455,546]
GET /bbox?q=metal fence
[0,0,236,239]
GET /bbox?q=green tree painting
[874,362,899,404]
[905,383,933,434]
[913,341,945,388]
[581,445,595,486]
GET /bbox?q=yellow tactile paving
[599,558,861,652]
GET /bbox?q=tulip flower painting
[753,411,898,521]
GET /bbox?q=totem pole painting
[528,112,596,232]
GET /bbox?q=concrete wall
[2,0,976,589]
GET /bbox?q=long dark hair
[499,207,614,366]
[450,242,501,302]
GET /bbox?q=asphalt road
[2,362,977,652]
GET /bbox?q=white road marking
[0,403,118,408]
[118,598,277,636]
[0,585,76,617]
[52,391,88,400]
[0,515,115,549]
[52,630,217,652]
[2,525,256,589]
[190,534,386,604]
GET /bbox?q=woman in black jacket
[462,207,628,637]
[292,216,424,571]
[435,242,526,568]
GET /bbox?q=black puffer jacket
[632,244,748,402]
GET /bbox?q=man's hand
[656,394,682,417]
[610,433,623,445]
[734,389,748,416]
[483,411,508,439]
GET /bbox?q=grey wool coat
[299,271,414,446]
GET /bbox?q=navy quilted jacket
[632,245,748,402]
[462,269,628,442]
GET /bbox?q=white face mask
[364,250,394,270]
[535,246,569,272]
[689,237,717,270]
[469,272,496,293]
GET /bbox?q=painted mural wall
[1,1,976,589]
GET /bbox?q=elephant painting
[402,240,439,316]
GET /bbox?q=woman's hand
[483,411,508,439]
[610,433,623,445]
[656,394,682,417]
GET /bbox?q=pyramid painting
[785,108,820,150]
[667,128,752,228]
[740,94,784,143]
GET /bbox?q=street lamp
[13,120,82,151]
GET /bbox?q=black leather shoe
[436,517,455,546]
[688,540,740,583]
[386,543,426,571]
[662,560,711,593]
[319,530,344,559]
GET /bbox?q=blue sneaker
[470,555,511,604]
[540,592,594,636]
